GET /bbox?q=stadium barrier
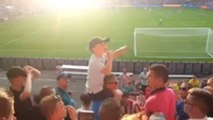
[168,62,176,74]
[134,62,143,73]
[185,63,193,74]
[0,57,212,76]
[202,63,212,75]
[112,61,119,72]
[192,63,202,75]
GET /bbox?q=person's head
[104,74,118,91]
[89,37,110,56]
[38,86,55,103]
[183,88,213,118]
[207,77,213,88]
[6,66,27,89]
[40,95,66,120]
[56,73,71,90]
[121,92,129,105]
[0,88,15,120]
[146,64,168,89]
[122,68,127,73]
[192,75,197,80]
[203,86,213,96]
[80,93,91,108]
[99,98,121,120]
[143,67,147,72]
[179,82,192,100]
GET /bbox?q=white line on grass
[0,31,38,48]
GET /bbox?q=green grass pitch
[0,8,213,62]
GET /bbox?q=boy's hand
[23,65,41,80]
[107,50,113,60]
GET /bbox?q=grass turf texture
[0,7,213,62]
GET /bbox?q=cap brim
[102,38,110,43]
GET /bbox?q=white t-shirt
[86,54,106,94]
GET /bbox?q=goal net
[206,30,213,58]
[134,28,213,59]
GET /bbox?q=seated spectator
[55,73,76,120]
[6,65,40,120]
[120,92,141,115]
[144,64,176,120]
[77,93,92,115]
[200,79,208,88]
[176,82,191,120]
[139,67,148,92]
[104,74,123,106]
[31,86,55,120]
[118,68,132,89]
[203,86,213,96]
[188,75,200,88]
[0,88,15,120]
[34,86,55,104]
[55,73,76,107]
[183,88,213,119]
[99,98,121,120]
[122,81,135,94]
[77,93,94,120]
[40,95,77,120]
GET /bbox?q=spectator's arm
[66,105,77,120]
[20,72,32,101]
[101,51,113,75]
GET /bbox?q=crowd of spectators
[0,36,213,120]
[0,63,212,120]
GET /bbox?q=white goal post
[134,28,213,59]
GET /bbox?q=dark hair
[80,93,91,106]
[56,73,71,81]
[189,88,213,115]
[6,66,27,82]
[149,64,168,83]
[99,98,120,120]
[33,86,55,104]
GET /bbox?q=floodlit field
[0,8,213,61]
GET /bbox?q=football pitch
[0,8,213,62]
